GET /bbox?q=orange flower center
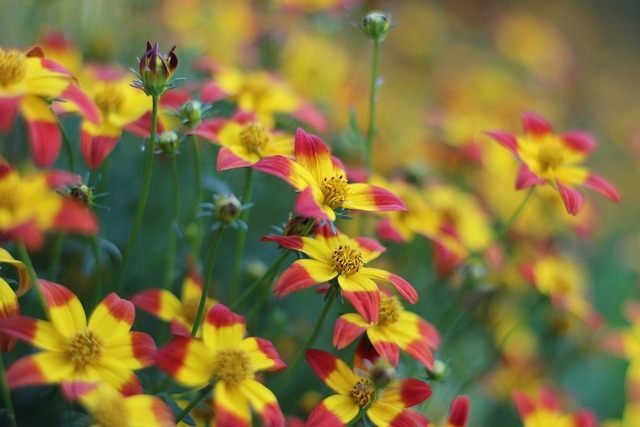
[94,85,124,116]
[0,50,27,87]
[214,348,253,386]
[66,330,104,370]
[331,244,363,276]
[93,394,128,427]
[321,175,349,208]
[240,122,270,153]
[378,296,401,326]
[536,143,564,172]
[351,378,375,408]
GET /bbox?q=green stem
[50,108,74,173]
[191,134,203,256]
[165,156,181,291]
[365,38,381,176]
[175,383,214,423]
[91,236,103,307]
[229,168,254,304]
[191,227,224,336]
[232,249,290,311]
[47,233,64,280]
[117,94,160,292]
[16,241,45,311]
[0,354,17,427]
[348,401,374,427]
[27,386,57,427]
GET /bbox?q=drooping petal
[39,280,87,337]
[333,314,368,349]
[131,289,183,322]
[58,83,100,124]
[367,328,401,367]
[343,183,407,213]
[0,248,31,296]
[214,381,252,427]
[307,395,358,427]
[584,173,620,202]
[7,351,75,388]
[154,336,214,387]
[338,274,380,323]
[521,112,553,136]
[556,180,584,216]
[80,130,121,170]
[273,260,337,297]
[0,315,65,351]
[238,337,286,372]
[102,331,156,369]
[515,164,546,189]
[238,379,285,427]
[361,268,418,303]
[484,130,519,154]
[88,293,135,340]
[305,349,358,395]
[217,147,254,171]
[22,96,61,168]
[253,155,316,191]
[447,395,470,427]
[0,96,23,132]
[294,128,336,184]
[202,304,246,349]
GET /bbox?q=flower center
[331,245,364,276]
[240,75,270,102]
[321,175,349,208]
[240,122,270,153]
[378,296,401,326]
[536,143,564,172]
[0,50,27,87]
[93,394,128,427]
[214,348,253,386]
[351,378,375,408]
[0,173,23,222]
[66,330,104,370]
[94,85,124,116]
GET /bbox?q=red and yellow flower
[132,267,217,336]
[513,387,598,427]
[0,46,99,167]
[333,294,440,368]
[254,128,406,221]
[0,248,31,352]
[305,349,432,426]
[265,229,418,323]
[426,395,470,427]
[155,304,286,426]
[486,112,620,215]
[0,162,98,249]
[0,281,156,395]
[62,381,174,427]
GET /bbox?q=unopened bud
[214,194,242,225]
[360,11,392,42]
[156,131,180,155]
[180,100,202,129]
[68,184,94,207]
[135,41,179,96]
[426,359,448,381]
[284,216,317,236]
[246,260,267,281]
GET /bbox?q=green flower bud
[214,194,242,225]
[360,11,392,42]
[180,100,202,130]
[156,131,180,155]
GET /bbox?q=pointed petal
[333,314,368,349]
[253,155,316,191]
[367,328,401,367]
[0,316,65,351]
[80,130,121,170]
[367,401,403,427]
[338,275,380,323]
[305,349,359,395]
[126,394,176,427]
[215,382,251,427]
[218,147,253,171]
[561,131,596,154]
[273,260,336,297]
[584,173,620,202]
[261,235,331,261]
[515,164,546,189]
[343,184,407,212]
[7,351,75,388]
[53,199,98,236]
[377,218,409,243]
[307,395,358,426]
[447,395,470,427]
[294,128,336,183]
[131,289,183,322]
[103,331,156,369]
[39,280,86,337]
[88,293,135,340]
[238,379,285,427]
[93,358,143,395]
[521,112,553,136]
[556,180,584,215]
[202,304,246,349]
[239,337,286,372]
[484,130,519,154]
[22,96,61,168]
[385,378,433,408]
[0,96,22,132]
[353,237,386,262]
[155,336,214,387]
[294,186,332,220]
[361,268,418,303]
[59,84,100,123]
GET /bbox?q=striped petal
[238,379,285,427]
[202,304,246,349]
[238,337,286,372]
[80,130,121,170]
[294,128,336,185]
[127,394,175,427]
[94,358,143,395]
[0,315,65,351]
[447,395,470,427]
[40,280,86,337]
[521,112,553,136]
[382,378,432,408]
[294,186,333,220]
[218,147,254,171]
[7,351,75,388]
[515,163,546,189]
[305,349,358,395]
[584,173,620,202]
[273,260,337,297]
[333,314,368,349]
[253,155,316,191]
[103,331,156,369]
[484,130,519,154]
[181,269,205,301]
[131,289,183,322]
[262,235,331,261]
[155,336,214,387]
[361,268,418,303]
[338,274,380,324]
[343,184,407,213]
[215,382,252,427]
[59,84,100,124]
[307,395,359,427]
[22,96,61,168]
[88,293,135,340]
[367,401,404,427]
[0,279,19,351]
[353,237,386,262]
[367,328,401,367]
[556,180,584,216]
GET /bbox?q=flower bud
[156,131,180,155]
[426,359,449,381]
[180,100,202,129]
[68,184,94,207]
[214,194,242,225]
[246,260,267,281]
[369,362,395,390]
[359,11,392,42]
[284,216,317,236]
[136,41,179,96]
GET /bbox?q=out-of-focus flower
[602,402,640,427]
[132,267,217,336]
[134,41,179,97]
[0,162,98,249]
[513,387,598,427]
[155,304,286,426]
[0,281,156,394]
[264,228,417,323]
[333,294,439,368]
[61,381,174,427]
[0,46,99,167]
[486,112,620,215]
[190,111,294,171]
[305,348,432,426]
[0,248,31,352]
[426,395,470,427]
[40,32,83,76]
[254,128,405,222]
[274,0,359,13]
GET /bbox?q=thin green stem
[175,383,213,423]
[47,233,64,280]
[232,249,290,311]
[50,108,74,173]
[191,227,224,336]
[229,168,254,304]
[365,39,381,176]
[16,241,45,311]
[0,354,17,427]
[165,156,181,291]
[348,401,373,427]
[91,236,103,308]
[191,134,203,255]
[117,94,160,292]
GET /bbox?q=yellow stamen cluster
[537,143,565,172]
[321,175,349,208]
[0,50,27,87]
[351,378,375,408]
[331,244,364,276]
[378,296,401,326]
[66,330,104,370]
[94,85,124,116]
[214,348,253,386]
[93,395,128,427]
[240,122,270,153]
